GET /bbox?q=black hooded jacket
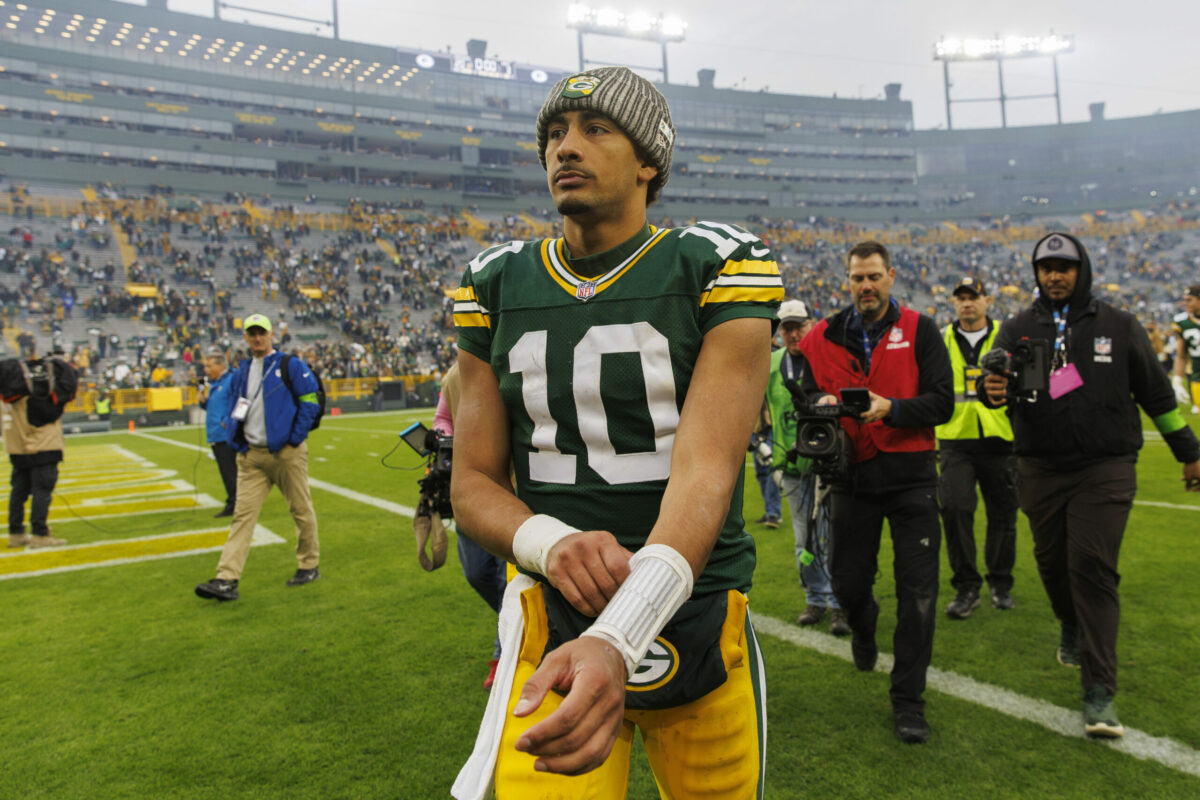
[988,232,1199,470]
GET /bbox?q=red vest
[800,306,935,463]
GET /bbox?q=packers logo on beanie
[536,65,675,204]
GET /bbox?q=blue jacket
[200,369,236,445]
[226,349,320,454]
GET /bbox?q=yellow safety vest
[95,398,111,415]
[935,322,1013,442]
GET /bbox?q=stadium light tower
[566,4,687,83]
[933,33,1074,129]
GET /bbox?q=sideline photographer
[800,241,952,743]
[2,348,78,548]
[426,359,507,690]
[765,299,849,634]
[981,232,1200,740]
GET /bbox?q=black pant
[9,462,58,535]
[830,483,941,711]
[1017,458,1135,695]
[939,448,1018,594]
[211,442,238,512]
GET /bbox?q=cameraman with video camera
[3,346,78,549]
[981,232,1200,740]
[766,299,850,635]
[800,241,953,743]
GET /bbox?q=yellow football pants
[493,584,767,800]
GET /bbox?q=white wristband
[581,544,694,677]
[511,514,579,576]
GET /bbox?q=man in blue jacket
[200,348,237,518]
[196,313,321,601]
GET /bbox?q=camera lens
[799,422,835,454]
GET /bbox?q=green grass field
[2,409,1198,799]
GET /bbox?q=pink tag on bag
[1048,363,1083,399]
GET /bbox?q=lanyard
[1051,305,1069,366]
[782,351,805,383]
[855,311,890,372]
[244,358,268,403]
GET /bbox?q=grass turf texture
[2,408,1198,799]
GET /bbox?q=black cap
[1033,233,1082,263]
[952,276,986,297]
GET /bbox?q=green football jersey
[1173,312,1200,381]
[455,222,783,594]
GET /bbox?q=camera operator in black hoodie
[982,231,1200,740]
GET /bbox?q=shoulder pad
[467,240,527,275]
[676,221,767,260]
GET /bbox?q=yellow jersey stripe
[453,312,490,329]
[597,228,671,290]
[454,286,477,302]
[721,259,780,277]
[540,240,577,295]
[700,285,786,306]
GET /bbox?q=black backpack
[279,353,326,430]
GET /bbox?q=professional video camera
[980,338,1050,403]
[782,381,870,481]
[0,354,79,426]
[399,421,454,518]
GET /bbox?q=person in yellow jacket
[937,277,1018,619]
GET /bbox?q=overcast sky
[154,0,1200,130]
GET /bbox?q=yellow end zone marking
[0,525,285,580]
[43,494,221,522]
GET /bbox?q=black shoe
[850,596,879,671]
[214,507,234,518]
[286,567,320,587]
[894,710,931,743]
[945,590,981,619]
[195,578,239,601]
[990,589,1015,610]
[829,609,852,637]
[761,515,780,529]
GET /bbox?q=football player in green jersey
[450,67,782,799]
[1172,284,1200,413]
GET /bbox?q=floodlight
[660,16,685,38]
[567,3,589,24]
[596,7,621,27]
[626,11,653,33]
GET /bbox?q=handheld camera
[783,381,869,481]
[400,421,454,518]
[980,338,1050,403]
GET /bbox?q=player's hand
[1183,461,1200,492]
[512,636,627,776]
[983,373,1009,406]
[859,390,893,423]
[816,393,838,406]
[544,531,633,617]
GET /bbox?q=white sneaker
[28,535,68,548]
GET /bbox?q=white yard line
[130,429,1199,778]
[751,615,1200,778]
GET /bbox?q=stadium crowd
[3,192,1199,394]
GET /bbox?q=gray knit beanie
[536,66,675,205]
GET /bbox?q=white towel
[451,573,534,800]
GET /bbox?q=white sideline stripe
[132,431,419,517]
[1135,500,1200,511]
[129,429,1199,775]
[752,615,1200,778]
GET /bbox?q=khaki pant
[216,442,319,580]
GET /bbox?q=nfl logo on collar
[576,281,596,300]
